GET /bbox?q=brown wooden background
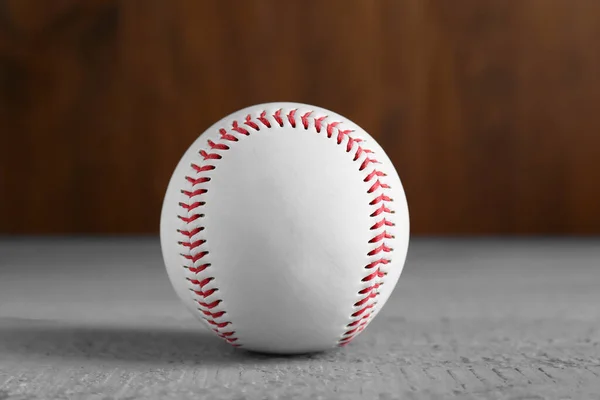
[1,0,599,235]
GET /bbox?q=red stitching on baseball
[368,231,394,244]
[346,313,371,327]
[367,244,393,257]
[358,282,381,295]
[326,122,340,138]
[364,170,387,182]
[301,112,312,129]
[186,176,211,185]
[244,115,260,130]
[258,111,271,127]
[231,122,249,136]
[359,157,378,171]
[354,291,378,307]
[207,319,230,328]
[198,299,221,309]
[207,140,229,151]
[369,194,392,205]
[370,204,394,217]
[182,188,207,197]
[274,109,284,127]
[287,109,297,127]
[178,107,396,348]
[353,147,364,161]
[368,180,391,193]
[188,277,213,286]
[192,287,217,297]
[200,150,221,160]
[314,116,326,133]
[192,164,215,173]
[179,239,206,250]
[365,259,390,269]
[219,128,239,141]
[182,251,209,262]
[179,201,204,211]
[337,129,353,145]
[351,302,377,317]
[370,218,395,230]
[188,264,210,274]
[361,268,386,282]
[178,214,202,223]
[178,227,203,237]
[201,310,226,318]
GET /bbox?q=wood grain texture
[0,238,599,399]
[1,0,599,234]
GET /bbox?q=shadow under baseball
[0,318,333,366]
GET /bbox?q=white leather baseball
[160,102,409,354]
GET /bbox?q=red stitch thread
[188,277,213,286]
[287,109,297,127]
[342,325,362,336]
[346,138,357,152]
[178,108,395,348]
[207,320,231,328]
[346,313,371,327]
[192,164,215,173]
[354,290,378,306]
[232,121,249,135]
[367,180,391,194]
[359,157,378,171]
[178,214,202,223]
[341,323,368,342]
[188,264,210,274]
[200,150,221,160]
[178,227,203,237]
[361,268,385,282]
[301,112,311,129]
[367,244,393,257]
[370,218,395,230]
[208,140,229,150]
[314,116,326,133]
[219,128,239,141]
[369,194,392,205]
[182,251,209,262]
[353,146,364,161]
[337,129,353,145]
[182,188,207,198]
[368,231,394,243]
[326,122,340,138]
[351,302,376,317]
[180,239,206,250]
[186,176,211,185]
[274,109,284,126]
[198,299,221,309]
[245,115,260,130]
[364,170,387,182]
[179,201,204,211]
[192,287,218,297]
[370,204,394,217]
[258,111,271,127]
[365,259,390,269]
[358,282,381,294]
[201,310,226,318]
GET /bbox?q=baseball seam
[177,108,395,348]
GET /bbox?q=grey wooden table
[0,238,599,400]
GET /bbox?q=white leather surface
[160,102,409,353]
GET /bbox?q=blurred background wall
[1,0,599,235]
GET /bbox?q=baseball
[160,102,410,354]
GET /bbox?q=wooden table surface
[0,238,599,399]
